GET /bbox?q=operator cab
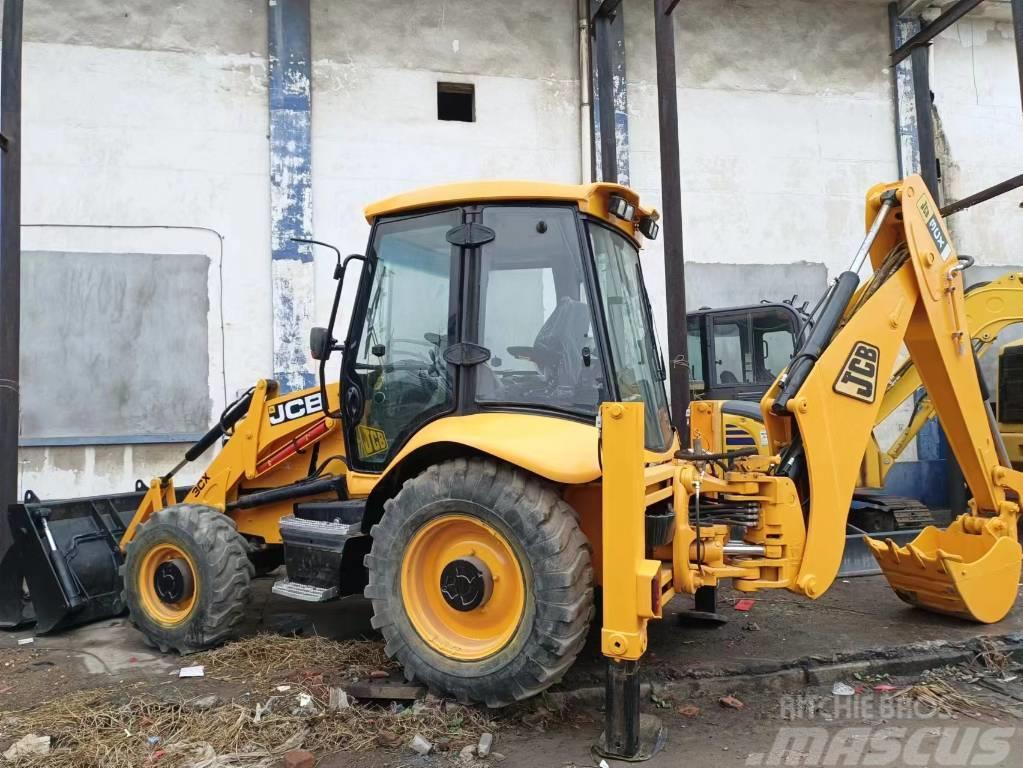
[314,182,672,472]
[687,300,807,402]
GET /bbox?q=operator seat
[532,297,592,389]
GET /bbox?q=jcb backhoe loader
[687,272,1023,531]
[3,177,1021,759]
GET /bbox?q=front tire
[123,504,253,653]
[365,458,593,707]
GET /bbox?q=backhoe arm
[762,176,1023,618]
[864,272,1023,483]
[599,177,1023,683]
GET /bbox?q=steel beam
[941,174,1023,216]
[1012,0,1023,118]
[591,0,629,183]
[592,2,618,182]
[655,0,690,447]
[912,45,940,195]
[891,0,985,66]
[0,0,23,557]
[890,8,924,180]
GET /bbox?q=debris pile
[0,634,493,767]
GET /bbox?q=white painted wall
[931,16,1023,265]
[18,2,270,496]
[15,0,1023,498]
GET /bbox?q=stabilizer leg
[596,660,665,762]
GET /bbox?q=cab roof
[363,180,657,241]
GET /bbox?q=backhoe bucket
[0,489,145,634]
[867,518,1022,624]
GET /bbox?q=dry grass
[0,634,491,768]
[194,633,395,684]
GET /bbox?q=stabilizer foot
[595,660,666,762]
[677,585,728,627]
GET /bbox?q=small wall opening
[437,82,475,122]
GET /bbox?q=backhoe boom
[602,176,1023,673]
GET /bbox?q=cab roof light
[638,216,659,240]
[608,194,635,222]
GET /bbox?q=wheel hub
[440,557,492,612]
[153,558,195,604]
[401,514,526,661]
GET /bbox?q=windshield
[588,223,672,452]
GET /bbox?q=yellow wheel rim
[137,543,199,627]
[401,514,526,661]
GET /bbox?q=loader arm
[120,378,345,549]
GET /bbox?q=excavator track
[849,491,934,533]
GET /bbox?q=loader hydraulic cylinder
[773,270,860,415]
[161,388,254,484]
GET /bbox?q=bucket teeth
[867,520,1021,624]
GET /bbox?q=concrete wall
[14,0,1023,499]
[19,0,268,496]
[307,0,581,329]
[625,0,897,334]
[931,14,1023,265]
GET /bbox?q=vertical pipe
[593,5,617,183]
[911,44,940,197]
[0,0,24,555]
[888,3,906,179]
[1012,0,1023,120]
[578,0,593,184]
[654,0,690,448]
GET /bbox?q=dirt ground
[3,573,1023,766]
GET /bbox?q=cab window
[476,206,603,415]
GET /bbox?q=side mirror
[310,326,338,361]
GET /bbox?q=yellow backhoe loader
[688,271,1023,531]
[3,176,1021,760]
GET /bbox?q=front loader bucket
[0,489,146,634]
[867,518,1022,624]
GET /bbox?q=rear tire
[365,458,593,707]
[123,504,253,653]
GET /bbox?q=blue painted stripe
[268,0,313,264]
[268,0,316,393]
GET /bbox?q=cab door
[341,208,463,471]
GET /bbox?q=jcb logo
[268,392,323,425]
[834,342,880,403]
[356,425,388,457]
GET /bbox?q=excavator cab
[687,301,805,402]
[999,340,1023,470]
